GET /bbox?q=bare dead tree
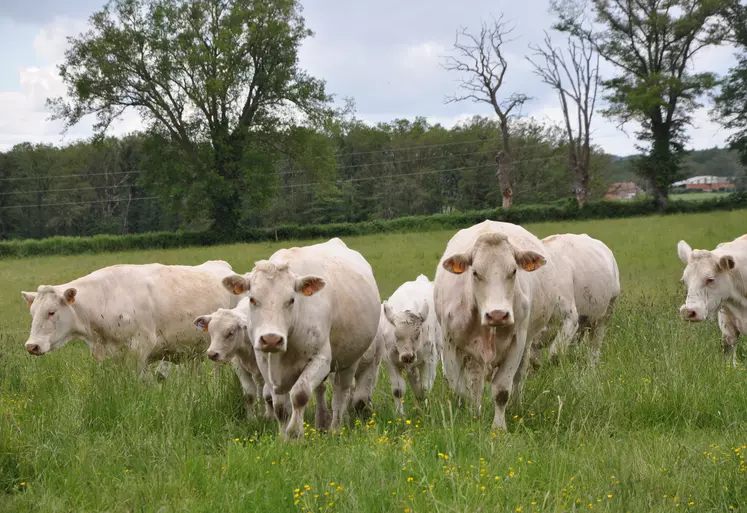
[527,30,599,206]
[443,15,530,208]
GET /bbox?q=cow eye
[472,270,480,280]
[705,278,714,285]
[509,268,517,278]
[249,297,257,306]
[47,311,55,318]
[287,297,295,307]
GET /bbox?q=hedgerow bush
[0,193,744,259]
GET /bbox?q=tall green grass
[1,209,746,512]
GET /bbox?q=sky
[0,0,740,156]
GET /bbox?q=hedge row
[1,193,745,259]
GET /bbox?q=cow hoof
[315,410,332,431]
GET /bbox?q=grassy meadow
[2,210,747,512]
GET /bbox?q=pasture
[2,209,747,513]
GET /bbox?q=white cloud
[32,16,87,62]
[0,17,143,151]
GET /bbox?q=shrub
[0,194,744,259]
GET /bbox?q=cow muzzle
[24,342,43,356]
[680,304,706,322]
[256,333,286,353]
[206,349,222,361]
[483,309,513,327]
[399,351,416,365]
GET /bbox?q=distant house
[670,175,734,190]
[605,181,642,200]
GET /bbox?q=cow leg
[588,322,607,366]
[273,392,292,434]
[314,379,332,430]
[406,366,424,402]
[285,353,331,439]
[351,359,379,416]
[330,364,357,433]
[548,307,580,364]
[386,358,407,415]
[262,381,275,420]
[421,348,438,394]
[230,358,259,420]
[719,310,740,369]
[491,331,527,431]
[463,353,486,416]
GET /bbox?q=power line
[275,154,568,190]
[0,153,570,207]
[0,196,159,211]
[0,171,135,183]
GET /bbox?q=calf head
[21,286,79,356]
[677,240,737,322]
[194,300,250,362]
[442,232,546,328]
[383,299,429,365]
[222,260,325,354]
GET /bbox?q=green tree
[555,0,730,208]
[713,1,747,184]
[48,0,331,233]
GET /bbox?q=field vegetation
[2,210,747,512]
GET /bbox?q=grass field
[2,210,747,513]
[671,192,733,202]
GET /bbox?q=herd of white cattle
[19,220,747,439]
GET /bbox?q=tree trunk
[210,136,242,234]
[495,149,514,209]
[649,124,675,212]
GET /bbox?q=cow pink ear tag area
[302,284,314,296]
[233,285,243,295]
[451,261,466,274]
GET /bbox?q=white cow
[677,234,747,367]
[193,297,275,420]
[434,220,559,431]
[380,274,442,414]
[531,233,620,365]
[20,260,242,379]
[221,237,381,439]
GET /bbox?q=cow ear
[442,253,471,274]
[194,315,212,332]
[295,276,325,296]
[21,291,37,308]
[383,301,396,326]
[222,274,249,295]
[515,250,546,272]
[719,255,736,272]
[677,240,693,264]
[63,288,77,305]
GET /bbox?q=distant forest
[1,115,744,241]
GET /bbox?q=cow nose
[682,308,700,321]
[259,334,284,351]
[400,352,415,364]
[485,310,511,325]
[207,350,220,361]
[25,344,40,355]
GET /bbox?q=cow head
[21,286,79,356]
[222,260,325,353]
[382,299,429,365]
[441,232,546,328]
[677,240,737,321]
[194,298,250,362]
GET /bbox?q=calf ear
[63,288,77,305]
[719,255,736,272]
[295,276,325,296]
[21,291,37,308]
[193,315,212,332]
[222,274,249,295]
[416,300,429,322]
[677,240,692,264]
[514,250,546,272]
[442,253,471,274]
[383,301,396,326]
